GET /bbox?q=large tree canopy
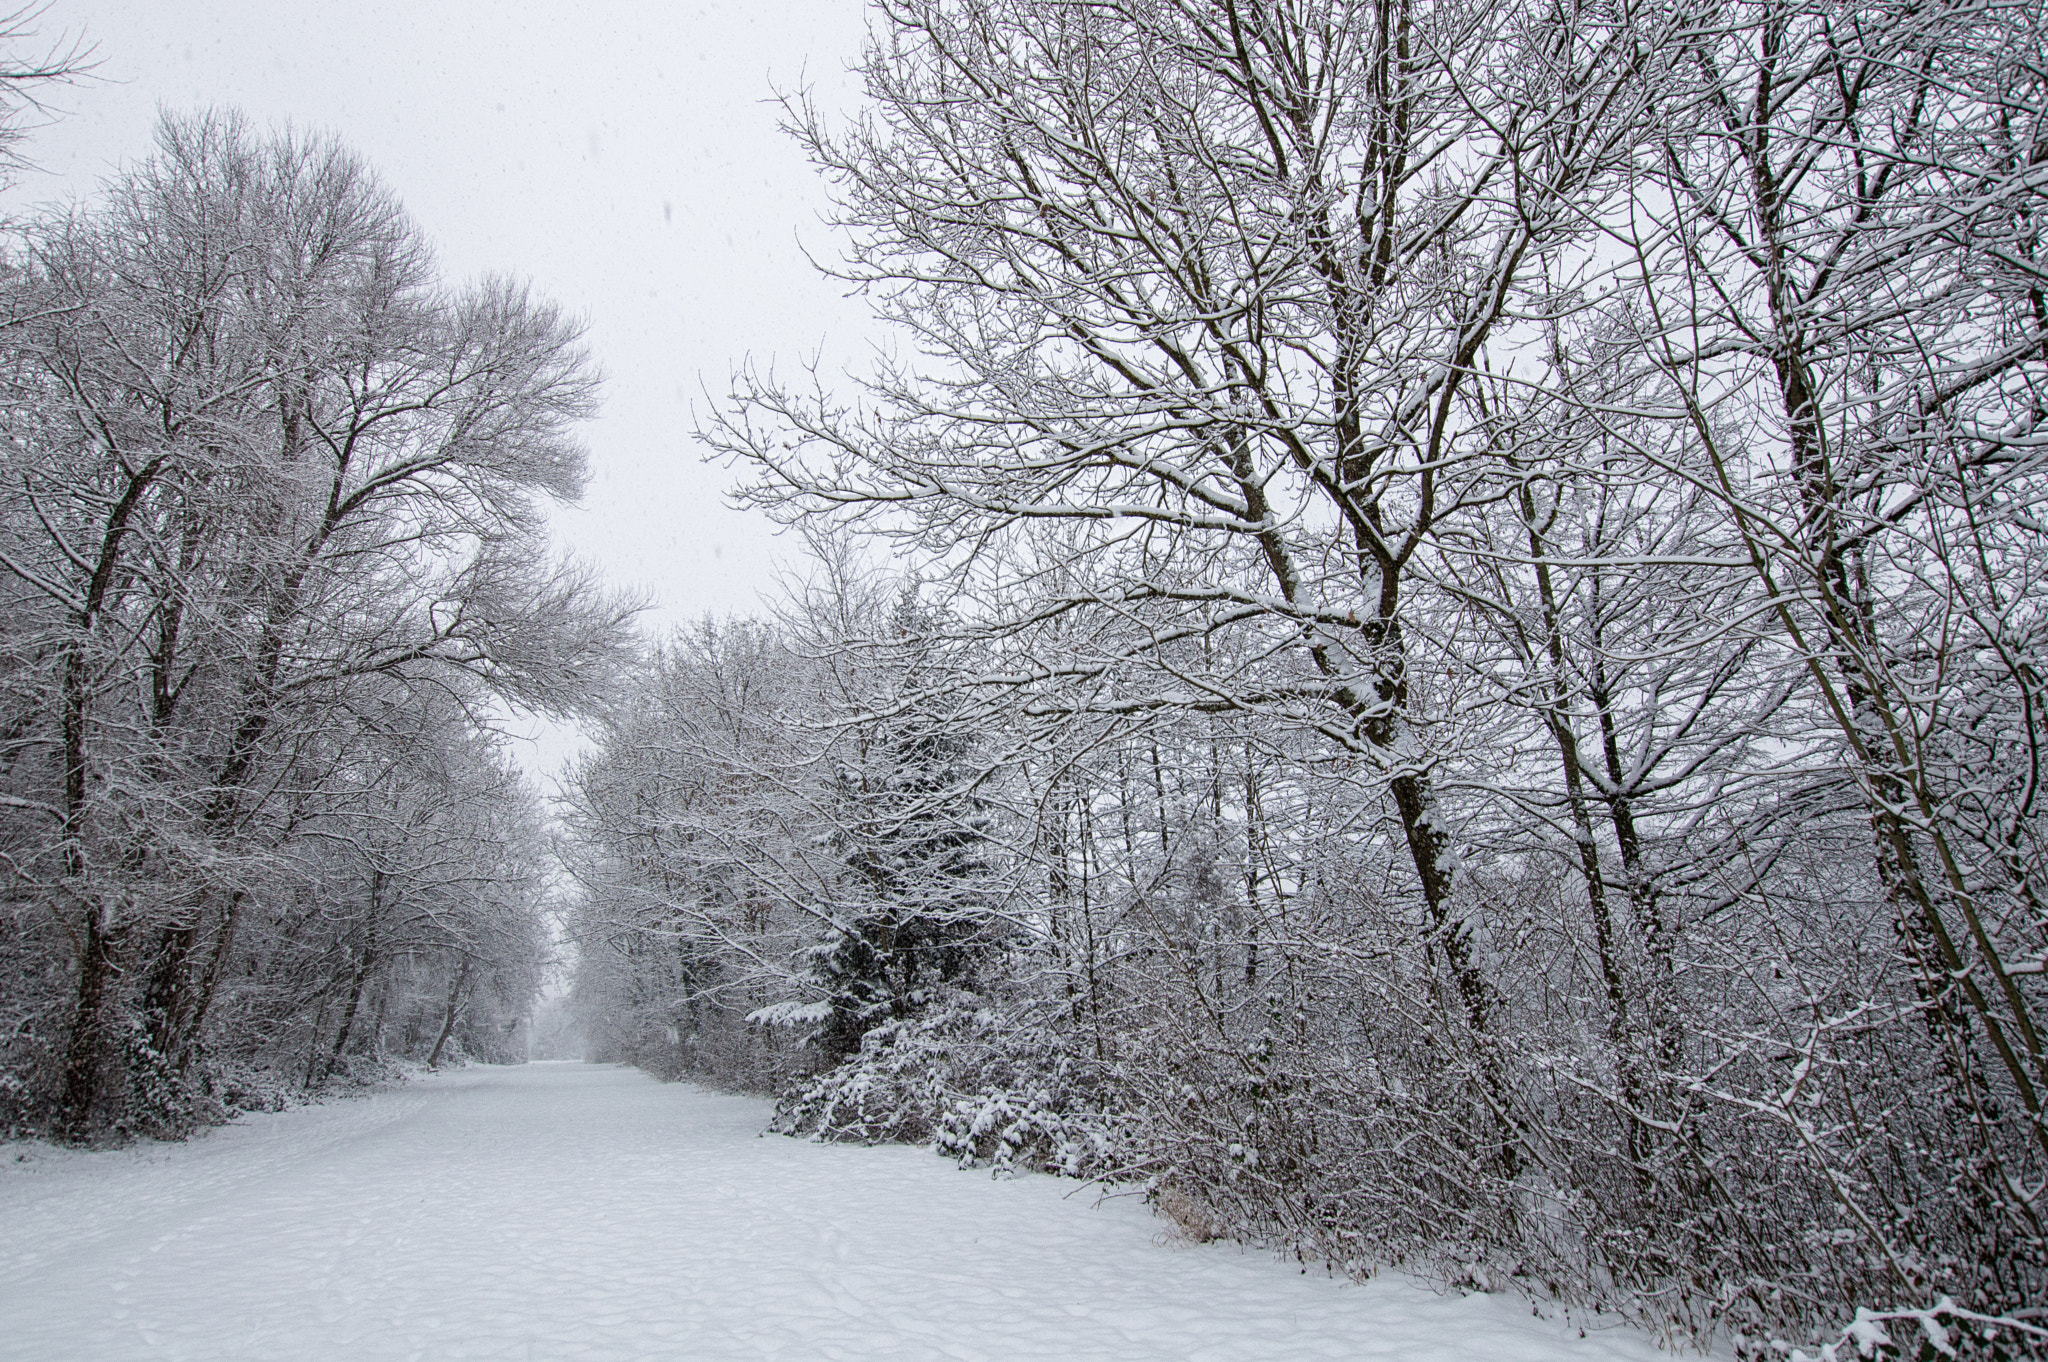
[0,111,631,1142]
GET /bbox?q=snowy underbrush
[1784,1301,2048,1362]
[631,1025,797,1097]
[1,1024,441,1148]
[1106,1017,2048,1362]
[194,1056,304,1117]
[201,1046,464,1126]
[768,998,1139,1179]
[0,1035,300,1146]
[0,1029,52,1142]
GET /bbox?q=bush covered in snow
[767,996,1134,1180]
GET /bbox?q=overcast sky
[3,0,883,773]
[5,0,877,619]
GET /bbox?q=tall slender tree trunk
[57,904,117,1141]
[428,960,472,1069]
[56,636,107,1141]
[323,875,384,1079]
[180,890,248,1071]
[1519,483,1656,1168]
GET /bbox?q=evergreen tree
[810,589,996,1061]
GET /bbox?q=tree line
[567,0,2048,1356]
[0,108,630,1142]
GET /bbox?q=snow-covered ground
[0,1063,1672,1361]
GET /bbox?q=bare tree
[1578,0,2048,1320]
[0,4,92,184]
[0,110,628,1139]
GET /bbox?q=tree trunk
[56,630,109,1142]
[56,903,117,1141]
[428,960,472,1069]
[323,876,384,1080]
[180,890,248,1071]
[141,905,201,1067]
[325,947,379,1080]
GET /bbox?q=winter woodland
[2,0,2046,1358]
[0,93,636,1131]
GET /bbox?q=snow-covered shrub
[769,995,1136,1180]
[934,1075,1130,1178]
[204,1058,297,1115]
[1788,1300,2048,1362]
[111,1021,214,1139]
[0,908,67,1140]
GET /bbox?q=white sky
[3,0,883,776]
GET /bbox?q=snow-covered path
[0,1063,1667,1361]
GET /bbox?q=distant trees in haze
[565,580,1006,1087]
